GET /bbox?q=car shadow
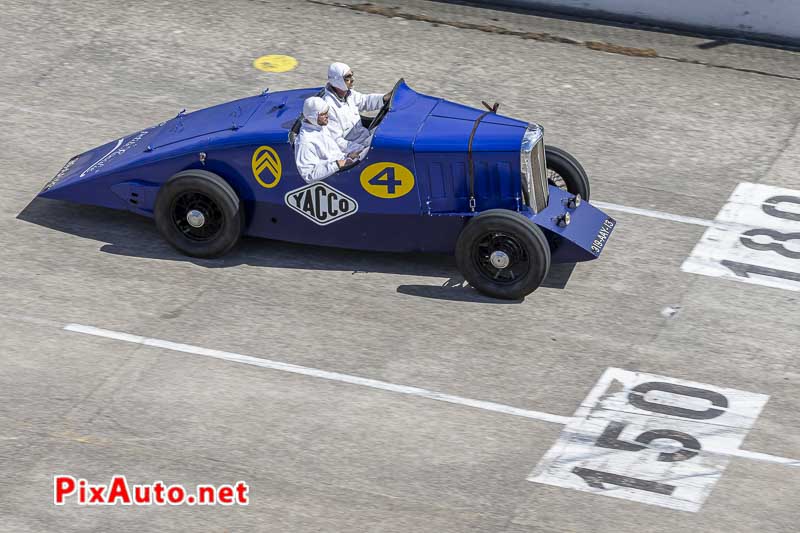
[17,198,576,302]
[396,262,575,303]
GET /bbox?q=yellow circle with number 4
[360,163,415,199]
[253,54,298,73]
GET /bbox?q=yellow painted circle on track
[252,146,282,188]
[253,54,298,73]
[360,162,415,199]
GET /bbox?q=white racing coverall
[323,88,384,151]
[294,121,348,183]
[324,63,384,152]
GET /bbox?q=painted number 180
[722,195,800,283]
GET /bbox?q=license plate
[591,217,616,255]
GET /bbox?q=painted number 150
[572,382,729,495]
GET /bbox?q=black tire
[155,170,243,258]
[545,145,590,201]
[455,209,551,300]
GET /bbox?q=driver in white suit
[294,97,361,183]
[323,62,390,153]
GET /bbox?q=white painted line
[63,324,573,425]
[63,324,799,471]
[593,201,753,233]
[592,201,718,228]
[716,448,800,466]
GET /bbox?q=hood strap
[467,109,496,212]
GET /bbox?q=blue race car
[40,79,615,299]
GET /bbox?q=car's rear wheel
[155,170,243,258]
[545,145,590,201]
[455,209,551,300]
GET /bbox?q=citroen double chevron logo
[284,182,358,226]
[251,145,282,188]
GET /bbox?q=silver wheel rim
[489,250,511,269]
[186,209,206,228]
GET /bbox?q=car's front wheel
[455,209,551,300]
[155,170,243,258]
[545,145,590,201]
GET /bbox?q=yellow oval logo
[251,146,282,188]
[252,54,298,73]
[360,162,415,199]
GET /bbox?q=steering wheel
[369,99,391,132]
[368,79,402,132]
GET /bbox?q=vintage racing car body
[39,79,615,299]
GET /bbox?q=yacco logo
[284,182,358,226]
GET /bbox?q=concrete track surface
[1,0,799,531]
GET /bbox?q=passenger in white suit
[322,62,389,152]
[294,97,361,183]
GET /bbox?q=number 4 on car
[38,79,616,299]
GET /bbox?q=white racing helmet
[302,96,329,123]
[327,62,351,91]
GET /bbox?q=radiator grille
[530,137,548,212]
